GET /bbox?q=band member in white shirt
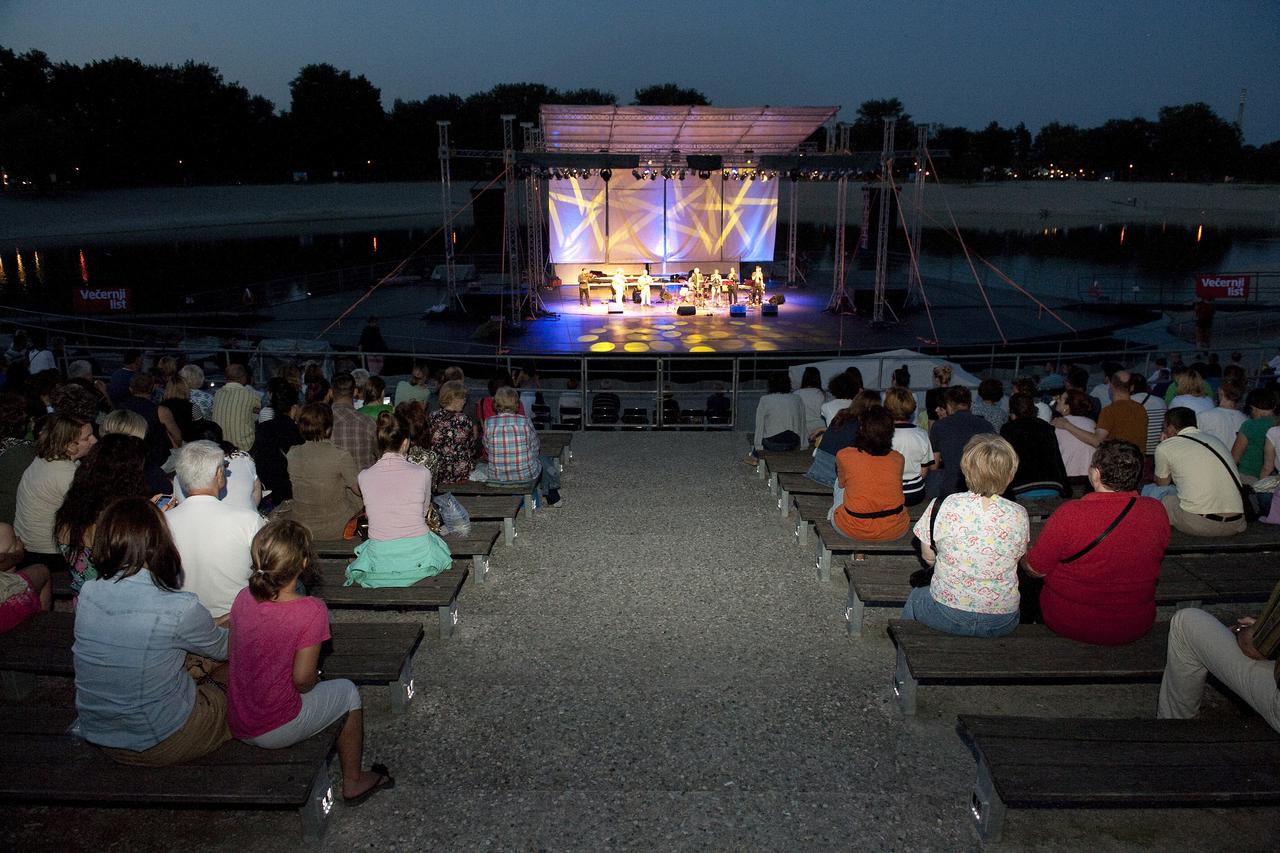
[637,271,654,306]
[690,268,704,306]
[726,269,738,304]
[709,270,722,307]
[611,269,626,306]
[751,266,765,306]
[577,268,592,306]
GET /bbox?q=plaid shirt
[484,412,540,483]
[331,402,377,470]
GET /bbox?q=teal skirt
[343,531,452,588]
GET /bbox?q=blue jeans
[1141,483,1176,501]
[805,449,836,486]
[901,586,1019,638]
[490,455,560,496]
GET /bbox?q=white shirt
[794,387,829,436]
[27,349,56,373]
[1089,383,1111,406]
[892,423,934,484]
[1196,407,1247,451]
[166,494,265,618]
[1035,400,1053,422]
[1055,414,1097,477]
[1170,394,1215,414]
[14,457,76,553]
[821,397,852,426]
[753,393,805,450]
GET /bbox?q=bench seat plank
[315,523,500,583]
[1166,524,1280,554]
[955,714,1280,841]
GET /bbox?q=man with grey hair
[66,360,93,380]
[165,440,265,621]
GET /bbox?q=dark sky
[3,0,1277,144]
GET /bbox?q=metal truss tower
[785,176,800,287]
[501,115,522,323]
[520,122,548,317]
[436,120,462,310]
[871,118,896,325]
[826,122,855,313]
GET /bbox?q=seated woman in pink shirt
[343,411,451,587]
[228,519,393,805]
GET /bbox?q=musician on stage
[709,270,722,307]
[577,268,592,306]
[750,266,765,306]
[690,268,704,306]
[637,270,654,306]
[726,269,738,304]
[611,269,627,306]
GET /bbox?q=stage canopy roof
[539,105,839,157]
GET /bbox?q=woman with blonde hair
[14,413,96,569]
[101,409,148,439]
[1168,369,1214,414]
[179,364,213,420]
[428,380,478,484]
[903,434,1029,637]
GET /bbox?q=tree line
[1,46,1275,189]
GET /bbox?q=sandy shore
[2,180,1277,246]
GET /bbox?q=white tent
[787,349,982,393]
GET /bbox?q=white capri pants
[244,678,363,749]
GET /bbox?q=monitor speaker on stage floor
[676,305,696,316]
[762,303,779,317]
[608,304,625,314]
[729,304,746,317]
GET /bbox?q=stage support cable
[826,122,855,314]
[906,125,928,307]
[871,118,897,326]
[437,121,462,311]
[501,114,522,324]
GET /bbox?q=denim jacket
[73,571,228,751]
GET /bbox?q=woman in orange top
[832,405,910,541]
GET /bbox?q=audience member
[904,435,1029,637]
[484,387,562,507]
[118,373,161,440]
[1088,361,1124,409]
[14,413,96,569]
[330,373,377,470]
[157,376,195,452]
[807,390,878,486]
[55,433,151,594]
[794,366,830,440]
[1012,376,1053,421]
[820,371,859,427]
[394,363,431,407]
[1157,596,1280,733]
[166,440,265,620]
[345,412,452,586]
[1231,388,1277,479]
[252,381,303,502]
[1065,366,1100,420]
[357,376,392,421]
[926,386,995,500]
[475,370,524,426]
[101,409,147,439]
[1001,393,1071,499]
[748,371,805,461]
[971,378,1007,432]
[924,365,952,424]
[228,519,395,803]
[1143,407,1247,536]
[829,405,910,542]
[212,364,260,452]
[0,392,34,525]
[107,350,143,407]
[1053,371,1148,454]
[1051,389,1099,479]
[1197,378,1247,450]
[1169,369,1215,414]
[0,522,50,634]
[180,364,213,420]
[304,376,331,405]
[73,497,230,766]
[885,387,932,506]
[283,403,363,540]
[1024,440,1170,644]
[428,380,478,484]
[1128,374,1168,459]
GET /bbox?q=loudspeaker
[729,304,746,317]
[761,303,779,316]
[768,293,785,305]
[686,154,723,171]
[608,304,625,314]
[676,305,696,316]
[632,290,641,304]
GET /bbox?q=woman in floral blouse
[427,380,478,484]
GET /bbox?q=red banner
[1196,274,1250,299]
[72,287,131,313]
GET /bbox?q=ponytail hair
[248,519,317,602]
[375,410,409,455]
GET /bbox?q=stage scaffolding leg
[520,123,547,319]
[437,121,462,311]
[501,115,522,325]
[786,178,799,288]
[826,123,855,314]
[872,118,897,326]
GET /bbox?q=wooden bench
[0,611,425,713]
[842,555,1280,637]
[762,452,815,495]
[312,558,469,639]
[0,705,342,839]
[956,714,1280,842]
[456,494,522,546]
[794,494,1063,550]
[316,521,501,583]
[775,472,830,518]
[1166,523,1280,554]
[445,481,538,518]
[537,431,572,472]
[752,447,811,481]
[887,619,1168,715]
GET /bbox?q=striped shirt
[212,382,260,452]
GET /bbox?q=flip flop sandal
[343,763,395,807]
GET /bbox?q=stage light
[632,169,642,180]
[678,169,686,180]
[722,169,730,180]
[600,168,611,181]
